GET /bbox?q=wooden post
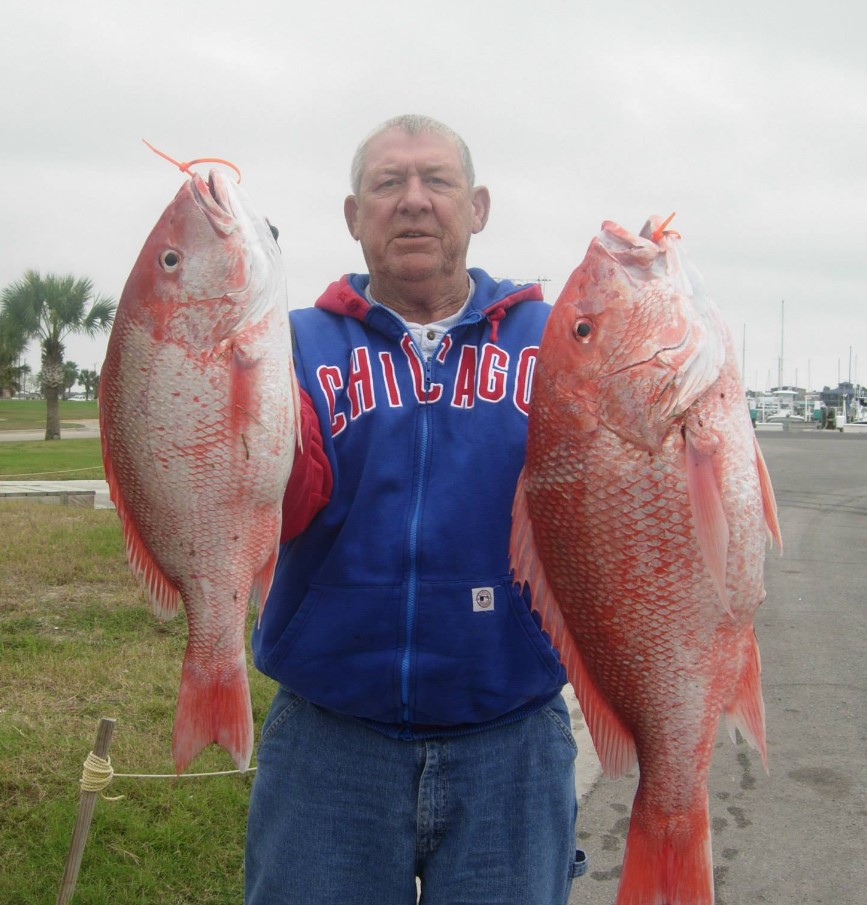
[56,717,116,905]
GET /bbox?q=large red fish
[100,169,299,772]
[511,216,781,904]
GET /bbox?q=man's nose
[397,176,432,213]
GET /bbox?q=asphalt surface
[0,421,101,442]
[568,429,867,905]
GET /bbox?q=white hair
[349,114,475,196]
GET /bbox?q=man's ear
[344,195,360,240]
[471,186,491,234]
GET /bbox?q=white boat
[767,409,806,422]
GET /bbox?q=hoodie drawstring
[486,306,506,343]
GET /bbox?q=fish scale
[511,216,780,904]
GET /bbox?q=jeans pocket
[542,695,579,757]
[260,688,304,743]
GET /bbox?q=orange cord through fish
[651,211,681,243]
[142,139,242,183]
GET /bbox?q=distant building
[748,386,822,422]
[821,382,867,423]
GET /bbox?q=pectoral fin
[685,432,732,616]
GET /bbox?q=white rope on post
[56,716,116,905]
[55,716,257,903]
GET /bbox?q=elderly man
[245,114,585,905]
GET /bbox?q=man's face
[344,129,490,291]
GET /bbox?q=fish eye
[573,318,593,341]
[160,250,181,272]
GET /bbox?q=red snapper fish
[511,216,781,904]
[100,169,299,772]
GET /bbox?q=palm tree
[1,271,115,439]
[62,361,80,400]
[0,311,30,398]
[78,368,100,401]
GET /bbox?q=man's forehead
[362,129,464,174]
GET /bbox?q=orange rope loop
[142,139,242,183]
[650,211,680,243]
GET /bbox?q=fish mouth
[207,171,234,215]
[190,170,237,235]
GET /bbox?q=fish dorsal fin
[684,431,733,616]
[101,437,180,620]
[510,470,637,777]
[753,436,783,550]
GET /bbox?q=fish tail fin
[725,629,768,771]
[616,793,714,905]
[171,653,253,773]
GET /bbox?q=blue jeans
[245,689,586,905]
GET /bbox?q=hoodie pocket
[410,577,564,725]
[259,584,405,723]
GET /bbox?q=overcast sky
[2,0,864,392]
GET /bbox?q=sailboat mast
[778,300,785,388]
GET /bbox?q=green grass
[0,502,278,904]
[0,399,104,480]
[0,439,105,480]
[0,398,98,431]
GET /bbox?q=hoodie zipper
[385,307,499,732]
[399,352,436,733]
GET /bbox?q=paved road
[0,421,101,442]
[0,422,106,502]
[569,430,867,904]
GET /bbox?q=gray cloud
[2,0,864,389]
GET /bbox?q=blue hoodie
[251,268,565,738]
